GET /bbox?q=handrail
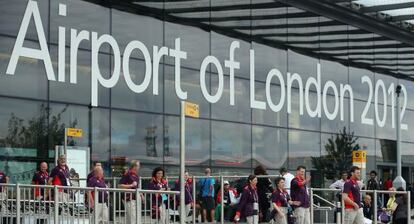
[313,194,336,207]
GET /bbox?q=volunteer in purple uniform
[290,165,311,224]
[118,160,141,224]
[87,166,109,223]
[271,177,298,224]
[87,162,102,183]
[48,155,71,202]
[32,162,49,200]
[234,175,259,224]
[148,167,169,223]
[342,166,364,224]
[173,171,193,221]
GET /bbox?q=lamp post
[393,85,406,190]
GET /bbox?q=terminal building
[1,0,414,185]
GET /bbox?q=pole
[180,101,186,224]
[64,127,67,156]
[393,85,406,189]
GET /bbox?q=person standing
[32,162,49,200]
[254,165,274,222]
[271,177,297,224]
[87,166,109,223]
[280,168,294,194]
[342,166,364,224]
[87,162,102,183]
[234,175,259,224]
[148,167,169,224]
[290,166,311,224]
[199,168,215,222]
[118,160,141,224]
[173,171,193,222]
[48,155,71,203]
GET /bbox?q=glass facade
[1,0,414,183]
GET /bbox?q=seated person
[215,181,239,221]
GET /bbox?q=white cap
[224,180,229,185]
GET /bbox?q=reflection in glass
[164,116,210,166]
[111,110,163,165]
[212,121,251,168]
[289,130,320,170]
[253,126,287,169]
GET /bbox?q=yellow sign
[352,150,367,163]
[185,102,199,118]
[67,128,83,137]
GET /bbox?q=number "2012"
[361,75,407,130]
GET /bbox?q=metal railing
[0,183,179,224]
[1,178,413,224]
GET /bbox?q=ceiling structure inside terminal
[91,0,414,80]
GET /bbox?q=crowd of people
[0,156,413,224]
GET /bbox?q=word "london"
[4,1,409,130]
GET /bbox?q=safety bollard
[336,201,341,224]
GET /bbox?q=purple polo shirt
[50,165,70,187]
[87,171,94,182]
[290,177,310,208]
[119,169,140,201]
[0,172,7,192]
[87,176,108,203]
[32,171,49,197]
[148,178,168,206]
[343,178,362,209]
[271,189,289,207]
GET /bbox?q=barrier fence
[1,176,412,224]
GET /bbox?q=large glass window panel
[111,110,163,165]
[0,98,47,158]
[320,59,348,86]
[401,109,414,142]
[49,47,110,106]
[164,22,209,70]
[287,50,318,88]
[375,105,396,140]
[211,76,251,123]
[288,130,320,170]
[50,0,110,52]
[211,32,250,79]
[164,116,210,166]
[0,0,49,40]
[164,66,210,118]
[322,95,349,133]
[376,139,396,163]
[252,126,287,169]
[0,37,48,99]
[111,10,163,59]
[252,83,287,127]
[288,89,320,130]
[252,43,287,83]
[350,100,375,138]
[374,73,397,106]
[112,59,163,112]
[49,103,89,147]
[357,138,375,179]
[91,108,110,174]
[349,67,374,101]
[211,121,251,168]
[399,79,414,110]
[402,142,414,165]
[0,161,37,184]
